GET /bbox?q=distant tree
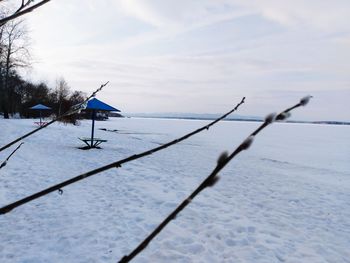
[54,77,70,116]
[58,91,86,126]
[6,71,24,113]
[0,18,30,118]
[69,90,86,106]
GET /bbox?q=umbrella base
[78,137,107,148]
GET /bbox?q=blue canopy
[30,104,51,110]
[86,98,120,112]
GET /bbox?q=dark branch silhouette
[118,95,312,263]
[0,142,23,170]
[0,97,245,214]
[0,0,52,26]
[0,81,108,153]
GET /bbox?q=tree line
[0,8,85,120]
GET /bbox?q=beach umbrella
[30,104,51,125]
[85,98,120,147]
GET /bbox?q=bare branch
[0,143,24,170]
[0,0,52,26]
[15,0,32,14]
[118,96,312,263]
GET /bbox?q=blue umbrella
[30,104,51,125]
[85,98,120,147]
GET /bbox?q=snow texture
[0,117,349,263]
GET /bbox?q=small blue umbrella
[85,98,120,147]
[30,104,51,125]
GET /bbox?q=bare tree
[54,77,70,116]
[0,18,30,118]
[0,0,52,26]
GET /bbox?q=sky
[22,0,350,121]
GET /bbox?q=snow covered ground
[0,117,349,263]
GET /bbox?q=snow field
[0,117,349,262]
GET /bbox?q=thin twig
[118,95,312,263]
[0,0,52,26]
[0,97,245,215]
[0,143,24,170]
[14,0,32,14]
[0,82,108,153]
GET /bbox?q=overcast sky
[23,0,350,121]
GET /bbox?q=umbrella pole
[39,110,42,126]
[90,110,96,148]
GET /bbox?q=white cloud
[231,0,350,31]
[115,0,350,32]
[116,0,255,31]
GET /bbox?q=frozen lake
[0,117,349,262]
